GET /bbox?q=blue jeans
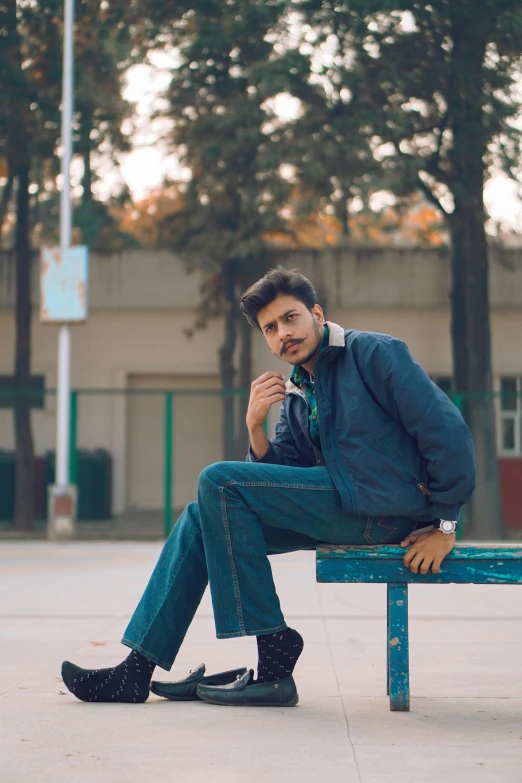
[122,461,418,670]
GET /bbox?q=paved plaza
[1,540,521,783]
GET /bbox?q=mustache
[281,339,304,356]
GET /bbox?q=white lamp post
[47,0,76,538]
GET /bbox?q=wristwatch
[435,519,458,535]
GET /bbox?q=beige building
[0,247,521,521]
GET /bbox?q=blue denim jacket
[247,321,476,522]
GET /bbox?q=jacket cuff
[246,442,279,465]
[428,503,463,523]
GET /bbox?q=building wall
[1,248,521,515]
[2,246,522,313]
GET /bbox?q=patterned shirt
[290,324,330,449]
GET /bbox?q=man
[61,267,475,706]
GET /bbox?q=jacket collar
[326,320,345,347]
[285,321,345,394]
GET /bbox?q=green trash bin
[45,450,112,521]
[77,450,112,520]
[0,451,15,521]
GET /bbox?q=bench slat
[316,544,522,585]
[317,544,522,560]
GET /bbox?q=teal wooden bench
[316,544,522,711]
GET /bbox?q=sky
[109,59,522,233]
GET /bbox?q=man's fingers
[253,386,286,399]
[252,372,284,387]
[419,556,433,575]
[253,392,285,407]
[403,546,414,566]
[406,550,424,573]
[264,392,286,405]
[431,557,444,575]
[254,378,286,396]
[403,546,417,568]
[400,535,418,548]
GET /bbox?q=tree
[0,0,140,528]
[0,0,62,530]
[298,0,522,537]
[156,0,306,459]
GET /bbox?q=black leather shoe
[196,669,299,707]
[150,663,248,701]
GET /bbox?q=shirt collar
[290,324,329,386]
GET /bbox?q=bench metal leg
[386,593,390,695]
[387,583,410,711]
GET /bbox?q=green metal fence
[0,387,252,536]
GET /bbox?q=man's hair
[240,266,319,330]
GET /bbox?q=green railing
[67,388,251,537]
[1,387,251,536]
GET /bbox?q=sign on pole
[40,245,89,323]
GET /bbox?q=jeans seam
[219,485,246,634]
[222,480,337,491]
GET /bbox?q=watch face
[440,520,456,534]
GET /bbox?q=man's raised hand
[246,372,286,430]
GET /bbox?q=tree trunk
[13,164,35,531]
[447,11,504,539]
[0,173,14,241]
[449,204,504,540]
[82,145,93,206]
[236,312,253,459]
[219,262,238,461]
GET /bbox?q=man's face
[257,294,326,369]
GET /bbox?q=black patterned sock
[256,627,304,683]
[61,649,156,703]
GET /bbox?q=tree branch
[386,130,449,217]
[423,110,451,185]
[416,174,449,217]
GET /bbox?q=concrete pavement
[1,541,521,783]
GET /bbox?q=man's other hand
[246,372,286,430]
[400,529,456,574]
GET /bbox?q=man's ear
[313,304,325,325]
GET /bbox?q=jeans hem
[121,637,173,671]
[216,622,287,639]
